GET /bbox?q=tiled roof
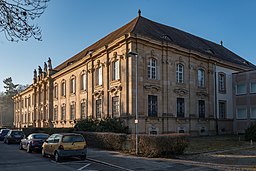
[54,16,255,71]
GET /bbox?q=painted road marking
[77,163,91,170]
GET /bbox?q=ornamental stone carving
[94,89,104,99]
[109,85,122,96]
[196,91,208,98]
[144,83,161,92]
[173,88,189,96]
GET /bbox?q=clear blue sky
[1,0,256,92]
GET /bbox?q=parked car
[0,129,10,141]
[4,130,25,144]
[20,133,49,153]
[42,133,87,162]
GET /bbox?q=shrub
[138,134,189,157]
[75,117,129,133]
[81,132,127,150]
[245,122,256,141]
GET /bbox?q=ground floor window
[236,107,247,119]
[198,100,205,118]
[177,98,185,117]
[96,99,102,119]
[112,96,119,117]
[70,103,75,120]
[148,95,158,117]
[219,101,226,119]
[81,102,86,119]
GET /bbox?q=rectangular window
[148,58,157,79]
[61,82,66,96]
[236,107,247,119]
[113,61,120,80]
[236,83,246,95]
[81,74,86,91]
[61,105,66,120]
[219,101,226,119]
[177,98,185,117]
[96,99,102,119]
[176,64,184,83]
[112,96,119,117]
[218,73,226,92]
[97,66,102,85]
[54,85,58,98]
[54,106,58,120]
[198,100,205,118]
[80,102,86,119]
[148,95,158,117]
[251,107,256,119]
[250,82,256,93]
[198,69,205,87]
[70,103,75,120]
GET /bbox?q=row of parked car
[0,128,87,162]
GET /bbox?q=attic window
[67,61,73,66]
[205,49,215,55]
[243,61,249,65]
[161,34,172,41]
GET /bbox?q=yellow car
[42,133,87,162]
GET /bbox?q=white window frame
[148,58,157,80]
[176,63,184,83]
[61,81,66,96]
[113,60,120,80]
[70,77,76,94]
[81,73,86,91]
[97,66,102,85]
[198,69,205,87]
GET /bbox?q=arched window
[198,69,205,87]
[70,76,76,94]
[81,73,87,91]
[176,63,184,83]
[61,80,66,96]
[148,58,157,79]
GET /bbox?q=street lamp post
[128,51,138,155]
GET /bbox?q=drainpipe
[214,63,219,135]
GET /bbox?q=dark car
[4,130,25,144]
[0,129,10,141]
[20,133,49,153]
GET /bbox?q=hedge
[138,134,189,157]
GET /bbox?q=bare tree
[0,0,49,42]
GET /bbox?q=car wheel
[42,149,46,157]
[19,143,23,150]
[80,155,86,160]
[27,144,32,153]
[54,151,61,162]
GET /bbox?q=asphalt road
[0,141,220,171]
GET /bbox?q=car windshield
[2,130,9,133]
[12,131,23,135]
[62,135,84,143]
[33,134,49,139]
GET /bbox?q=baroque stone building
[13,12,255,135]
